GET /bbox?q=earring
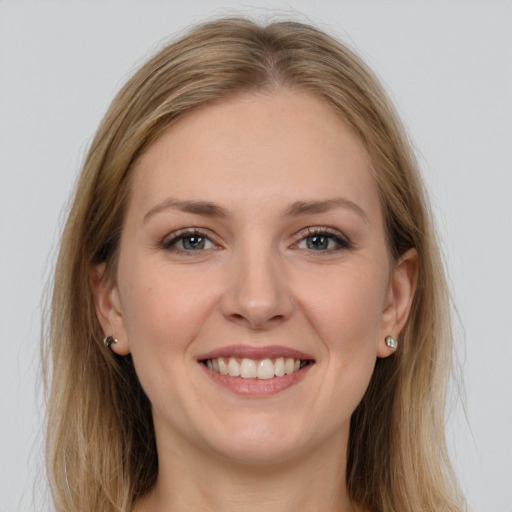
[385,335,398,351]
[103,335,118,348]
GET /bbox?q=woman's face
[96,89,416,465]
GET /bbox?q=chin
[211,437,304,466]
[198,414,323,467]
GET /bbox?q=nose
[220,245,293,330]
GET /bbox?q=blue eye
[162,230,216,252]
[178,235,208,250]
[303,235,335,250]
[296,229,351,251]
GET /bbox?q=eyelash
[160,228,218,254]
[294,227,352,252]
[160,226,352,254]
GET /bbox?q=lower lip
[200,363,313,397]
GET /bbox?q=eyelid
[160,227,221,251]
[159,225,352,253]
[292,226,353,250]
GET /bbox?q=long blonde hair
[44,18,464,511]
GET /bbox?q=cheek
[116,264,217,412]
[285,264,389,439]
[296,265,387,410]
[297,263,388,362]
[117,259,216,365]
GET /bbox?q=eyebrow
[283,198,369,224]
[143,199,228,223]
[143,197,369,224]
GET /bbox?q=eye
[161,229,217,253]
[295,228,352,252]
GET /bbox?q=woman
[44,17,464,512]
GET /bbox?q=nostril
[230,313,286,330]
[230,313,246,322]
[220,271,294,328]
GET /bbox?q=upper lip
[197,344,315,361]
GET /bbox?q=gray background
[1,0,511,510]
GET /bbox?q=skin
[94,89,418,512]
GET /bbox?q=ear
[91,263,130,355]
[377,248,419,358]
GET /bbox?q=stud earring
[103,335,118,348]
[385,335,398,351]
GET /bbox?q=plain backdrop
[1,1,511,510]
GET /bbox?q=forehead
[130,89,381,221]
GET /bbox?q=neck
[135,429,360,512]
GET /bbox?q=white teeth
[228,357,240,377]
[274,357,285,377]
[206,356,309,379]
[240,358,257,378]
[218,358,229,375]
[257,359,275,380]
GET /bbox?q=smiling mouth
[202,357,314,380]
